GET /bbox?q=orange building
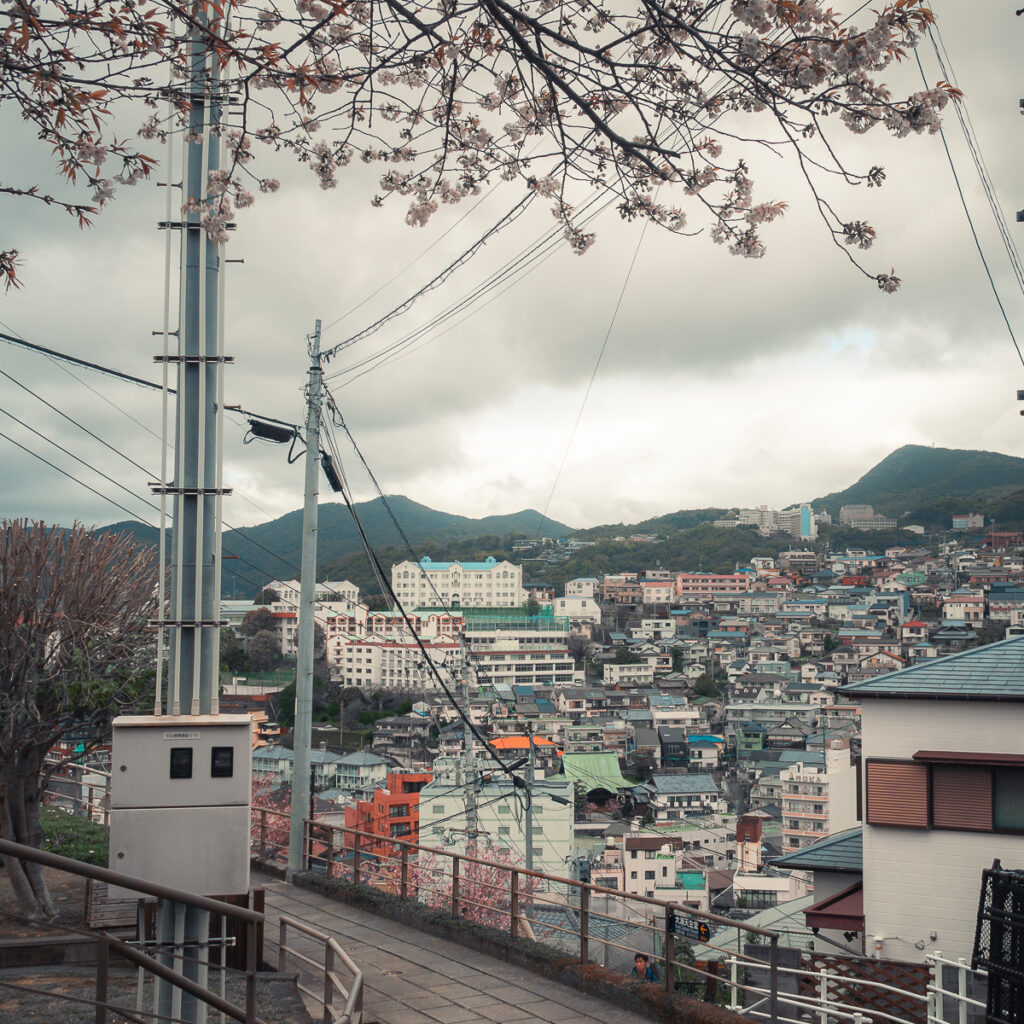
[344,770,432,857]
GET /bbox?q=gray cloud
[2,2,1022,533]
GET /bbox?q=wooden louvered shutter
[932,765,992,831]
[866,760,928,828]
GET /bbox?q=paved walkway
[257,872,655,1024]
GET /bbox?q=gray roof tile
[839,635,1024,700]
[770,827,862,873]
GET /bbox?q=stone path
[257,872,655,1024]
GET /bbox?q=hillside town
[186,509,1024,979]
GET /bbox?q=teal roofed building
[391,554,526,609]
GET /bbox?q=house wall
[861,699,1024,963]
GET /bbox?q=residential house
[335,751,389,798]
[778,745,858,855]
[840,636,1024,963]
[648,774,724,820]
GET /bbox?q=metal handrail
[330,823,781,938]
[0,837,263,1024]
[281,820,782,1021]
[278,914,363,1024]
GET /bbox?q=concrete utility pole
[461,656,479,842]
[525,723,535,872]
[288,320,323,876]
[154,7,227,1020]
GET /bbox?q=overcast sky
[2,2,1024,536]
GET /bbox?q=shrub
[40,807,109,865]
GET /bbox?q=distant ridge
[810,444,1024,520]
[102,497,572,597]
[93,443,1024,599]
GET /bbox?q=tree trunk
[0,745,58,919]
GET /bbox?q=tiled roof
[337,751,387,766]
[770,827,862,873]
[839,635,1024,700]
[650,773,719,794]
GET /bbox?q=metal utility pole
[525,724,535,872]
[153,6,227,1020]
[288,320,323,876]
[461,656,478,842]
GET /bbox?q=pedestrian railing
[926,953,987,1024]
[277,915,364,1024]
[249,817,785,1020]
[0,836,262,1023]
[720,950,986,1024]
[248,812,989,1024]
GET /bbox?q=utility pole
[288,320,322,877]
[461,655,478,843]
[525,723,535,872]
[153,6,226,1020]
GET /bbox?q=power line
[913,49,1024,368]
[535,213,652,536]
[0,405,163,520]
[0,330,178,394]
[0,428,153,524]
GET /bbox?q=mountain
[811,445,1024,521]
[101,498,571,597]
[94,444,1024,600]
[218,496,569,596]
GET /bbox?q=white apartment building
[267,578,360,655]
[464,614,576,687]
[391,556,526,609]
[631,618,677,641]
[565,578,599,599]
[551,595,601,630]
[603,661,656,687]
[418,774,574,878]
[779,746,858,855]
[738,505,780,534]
[329,609,575,689]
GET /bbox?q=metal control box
[108,714,252,898]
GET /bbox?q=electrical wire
[0,405,164,520]
[0,428,154,523]
[925,22,1024,297]
[320,402,529,722]
[318,0,881,392]
[0,327,304,525]
[534,213,652,537]
[318,438,527,793]
[912,48,1024,368]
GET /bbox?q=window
[432,804,445,814]
[871,756,1024,835]
[644,871,656,880]
[865,760,928,828]
[995,767,1024,830]
[932,765,992,831]
[630,871,637,880]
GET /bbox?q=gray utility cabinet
[108,714,253,899]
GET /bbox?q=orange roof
[490,735,557,750]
